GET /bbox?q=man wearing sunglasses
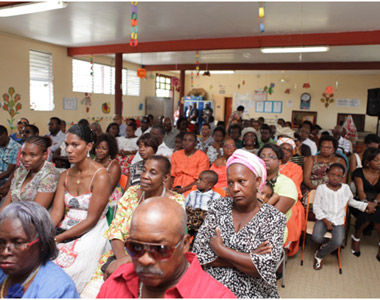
[97,196,235,298]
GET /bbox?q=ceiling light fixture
[209,71,235,75]
[0,1,67,17]
[260,46,329,54]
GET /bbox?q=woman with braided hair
[0,136,60,211]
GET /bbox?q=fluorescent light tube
[261,46,329,54]
[0,1,67,17]
[209,71,235,74]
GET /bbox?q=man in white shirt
[113,114,127,137]
[46,117,66,154]
[163,117,179,149]
[299,126,317,155]
[131,124,172,164]
[135,116,151,137]
[332,125,352,155]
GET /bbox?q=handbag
[56,240,79,268]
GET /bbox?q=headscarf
[276,136,296,150]
[226,149,267,190]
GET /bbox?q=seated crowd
[0,107,379,298]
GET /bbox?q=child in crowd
[312,163,376,270]
[185,170,222,242]
[259,182,280,205]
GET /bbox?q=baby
[259,182,280,206]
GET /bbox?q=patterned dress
[192,197,286,298]
[10,161,60,202]
[81,185,185,298]
[207,145,223,164]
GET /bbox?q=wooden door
[224,97,233,123]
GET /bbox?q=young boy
[185,170,222,241]
[312,163,376,270]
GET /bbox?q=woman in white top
[312,163,376,270]
[116,124,139,157]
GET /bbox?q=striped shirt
[185,189,222,211]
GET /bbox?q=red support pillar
[179,69,185,116]
[115,53,123,115]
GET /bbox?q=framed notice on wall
[63,97,77,110]
[255,101,283,113]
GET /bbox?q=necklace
[1,264,41,298]
[137,262,190,298]
[138,186,166,205]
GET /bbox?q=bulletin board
[255,101,283,113]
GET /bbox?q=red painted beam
[67,30,380,56]
[144,62,380,71]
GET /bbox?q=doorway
[224,97,233,123]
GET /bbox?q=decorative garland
[258,3,265,33]
[130,2,138,47]
[2,87,22,131]
[195,51,200,78]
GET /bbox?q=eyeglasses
[259,154,278,160]
[223,144,235,149]
[125,237,184,261]
[17,122,27,125]
[0,238,39,252]
[24,130,31,134]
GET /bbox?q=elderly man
[113,114,127,137]
[97,197,235,298]
[131,124,173,164]
[163,117,179,149]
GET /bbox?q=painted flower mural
[2,87,22,130]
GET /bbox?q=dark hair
[184,131,197,141]
[93,133,118,159]
[127,123,137,131]
[25,124,39,135]
[364,133,380,146]
[137,133,159,153]
[25,136,52,153]
[318,135,338,151]
[312,124,322,131]
[50,117,61,124]
[147,114,154,121]
[260,124,271,134]
[216,121,226,128]
[151,124,166,136]
[302,120,313,129]
[176,117,187,128]
[200,170,218,186]
[78,118,90,126]
[237,105,245,112]
[202,123,211,130]
[362,147,380,169]
[327,162,346,174]
[293,132,301,141]
[258,143,284,160]
[228,124,242,135]
[321,131,331,137]
[68,123,95,144]
[0,125,8,136]
[175,132,184,141]
[213,126,226,137]
[147,155,171,175]
[0,201,58,265]
[106,122,120,135]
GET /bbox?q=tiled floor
[277,225,380,298]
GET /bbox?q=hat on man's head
[241,127,261,140]
[275,124,295,139]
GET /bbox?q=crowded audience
[0,106,379,298]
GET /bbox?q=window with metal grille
[72,59,140,96]
[155,74,172,97]
[29,50,54,111]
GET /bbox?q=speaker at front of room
[367,88,380,116]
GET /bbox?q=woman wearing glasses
[193,149,286,298]
[0,201,79,298]
[0,136,60,211]
[81,155,184,298]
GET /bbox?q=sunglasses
[125,237,184,261]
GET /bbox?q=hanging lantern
[137,68,147,79]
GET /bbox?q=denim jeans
[312,220,344,259]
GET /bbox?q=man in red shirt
[97,196,235,298]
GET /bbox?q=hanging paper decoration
[191,71,194,88]
[268,82,275,95]
[284,88,290,94]
[2,87,22,131]
[102,102,111,114]
[137,67,146,79]
[303,83,310,88]
[89,55,94,76]
[242,80,245,86]
[321,92,334,108]
[258,3,265,33]
[172,77,181,92]
[325,86,334,95]
[238,84,241,89]
[130,2,138,47]
[81,93,92,113]
[209,85,213,90]
[149,73,154,79]
[195,51,200,78]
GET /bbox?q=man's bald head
[131,196,186,238]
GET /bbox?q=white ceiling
[1,1,380,68]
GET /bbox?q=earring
[87,151,90,157]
